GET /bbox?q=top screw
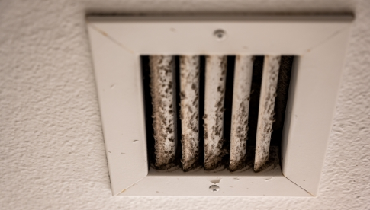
[213,29,226,41]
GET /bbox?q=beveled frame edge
[86,15,352,196]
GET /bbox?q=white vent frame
[86,15,352,196]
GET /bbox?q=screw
[213,29,226,41]
[209,184,220,192]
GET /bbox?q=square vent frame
[86,15,352,196]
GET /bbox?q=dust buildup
[252,146,280,172]
[234,146,280,172]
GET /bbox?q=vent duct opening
[142,55,294,172]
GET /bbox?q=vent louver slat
[180,55,200,171]
[150,55,177,169]
[204,55,228,170]
[230,55,254,171]
[254,55,281,171]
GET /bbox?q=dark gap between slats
[271,55,294,168]
[245,55,265,167]
[221,55,235,169]
[174,55,183,168]
[247,55,265,150]
[198,55,206,168]
[141,55,154,169]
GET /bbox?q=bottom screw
[209,184,220,192]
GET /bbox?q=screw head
[209,184,220,192]
[213,29,226,41]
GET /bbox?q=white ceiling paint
[0,0,369,209]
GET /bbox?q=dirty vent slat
[150,55,177,169]
[180,55,200,170]
[254,55,281,171]
[230,55,254,171]
[204,55,227,170]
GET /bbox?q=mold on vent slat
[150,55,177,169]
[180,55,200,171]
[230,55,254,171]
[254,55,281,171]
[204,55,227,170]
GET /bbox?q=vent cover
[87,15,352,196]
[143,55,294,172]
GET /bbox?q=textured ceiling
[0,0,369,209]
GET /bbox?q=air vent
[87,15,352,196]
[142,55,294,172]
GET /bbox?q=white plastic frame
[86,15,352,196]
